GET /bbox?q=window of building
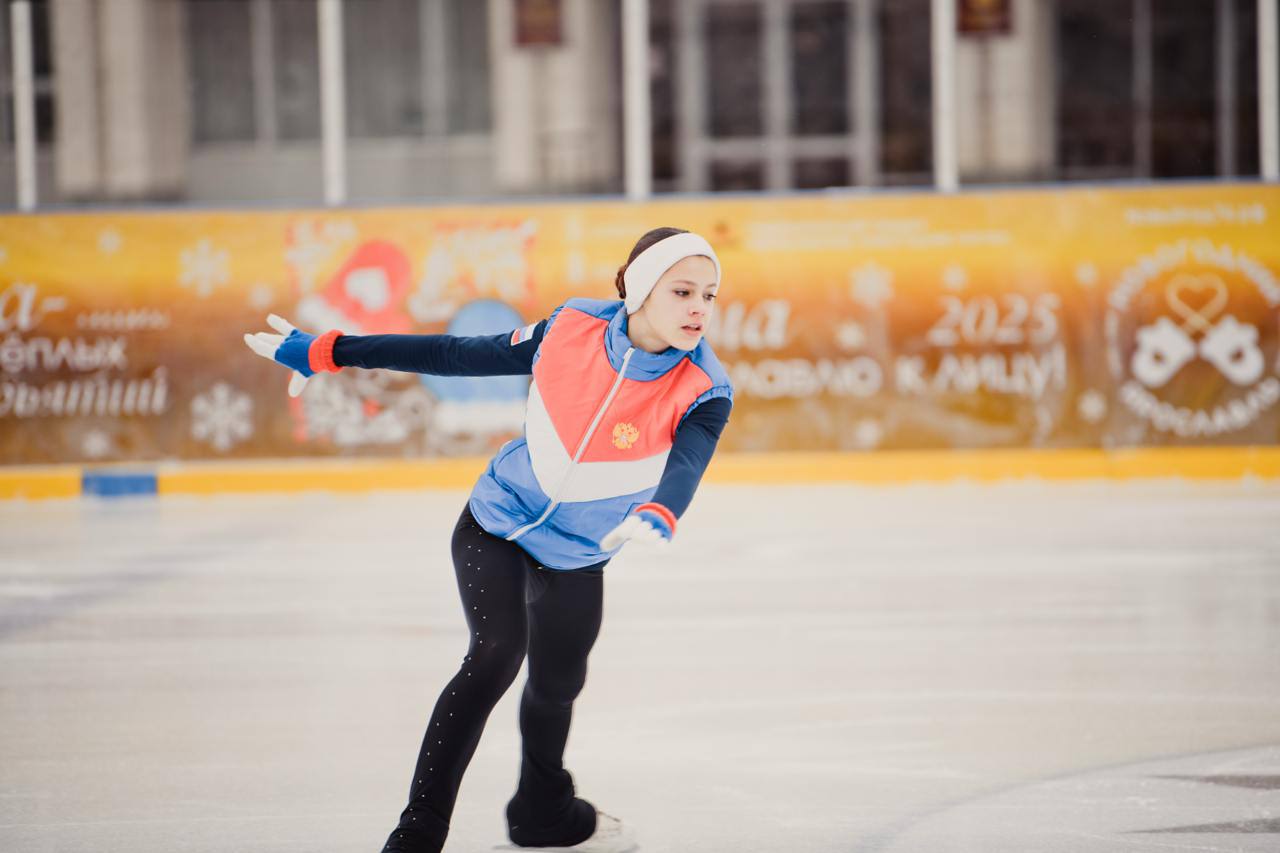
[188,0,256,142]
[656,0,1264,192]
[344,0,424,138]
[1230,0,1259,175]
[1056,0,1260,180]
[877,0,931,185]
[274,0,322,141]
[648,0,679,187]
[794,156,849,188]
[187,0,490,146]
[790,1,848,136]
[710,158,766,190]
[1152,0,1216,177]
[707,2,764,138]
[0,0,56,148]
[662,0,881,192]
[1055,0,1133,179]
[445,0,492,133]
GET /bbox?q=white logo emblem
[1130,273,1264,389]
[1105,240,1280,438]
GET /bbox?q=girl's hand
[601,503,676,551]
[244,314,342,397]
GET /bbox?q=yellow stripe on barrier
[2,448,1278,500]
[156,457,490,495]
[706,447,1280,484]
[0,466,82,499]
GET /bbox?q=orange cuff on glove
[308,329,343,374]
[634,502,677,536]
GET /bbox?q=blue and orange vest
[469,298,733,569]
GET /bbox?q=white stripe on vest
[524,379,670,504]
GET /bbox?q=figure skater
[246,227,732,852]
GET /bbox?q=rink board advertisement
[1,184,1278,465]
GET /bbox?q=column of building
[52,0,188,202]
[487,0,620,194]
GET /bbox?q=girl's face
[633,255,719,351]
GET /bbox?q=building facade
[0,0,1267,207]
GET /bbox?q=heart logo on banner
[1165,273,1228,335]
[1200,315,1265,386]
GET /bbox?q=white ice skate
[509,810,637,853]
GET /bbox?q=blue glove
[244,314,343,397]
[601,503,677,551]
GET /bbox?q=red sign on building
[958,0,1012,35]
[515,0,563,47]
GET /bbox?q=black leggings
[382,505,605,852]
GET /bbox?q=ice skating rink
[2,480,1278,853]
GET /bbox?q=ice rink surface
[2,480,1279,853]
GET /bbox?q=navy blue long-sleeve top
[333,321,730,518]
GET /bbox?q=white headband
[622,232,721,315]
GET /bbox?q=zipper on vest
[507,346,635,542]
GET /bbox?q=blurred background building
[0,0,1270,207]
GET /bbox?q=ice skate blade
[492,844,639,853]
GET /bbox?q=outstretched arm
[245,314,547,396]
[334,323,547,376]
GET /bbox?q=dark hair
[614,227,689,299]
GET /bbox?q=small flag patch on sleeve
[510,323,537,346]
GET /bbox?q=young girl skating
[246,227,732,852]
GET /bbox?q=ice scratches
[0,810,382,829]
[0,517,285,639]
[1128,817,1280,834]
[0,569,171,638]
[1154,774,1280,790]
[1067,829,1245,851]
[605,690,1280,724]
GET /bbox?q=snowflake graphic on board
[835,321,867,351]
[190,382,253,452]
[98,229,122,255]
[942,265,968,291]
[179,239,230,298]
[247,282,276,311]
[850,262,894,310]
[285,219,358,293]
[81,428,113,459]
[297,374,426,447]
[1077,389,1108,424]
[851,418,884,450]
[1075,262,1099,287]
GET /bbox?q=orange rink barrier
[4,184,1280,468]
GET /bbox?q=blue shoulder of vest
[560,297,624,321]
[687,340,733,395]
[676,341,733,426]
